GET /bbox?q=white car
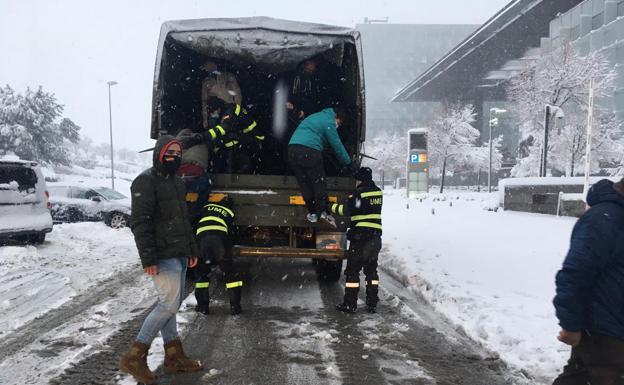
[0,159,54,244]
[47,185,131,228]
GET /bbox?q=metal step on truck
[150,17,366,281]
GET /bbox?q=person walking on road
[118,136,204,384]
[552,178,624,385]
[194,196,244,315]
[288,107,354,225]
[330,167,383,314]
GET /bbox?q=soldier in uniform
[330,167,383,313]
[194,197,243,315]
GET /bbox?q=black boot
[227,285,242,315]
[366,280,379,314]
[194,281,210,315]
[337,284,359,313]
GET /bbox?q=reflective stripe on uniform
[208,129,217,139]
[355,222,383,230]
[205,203,234,217]
[370,280,379,286]
[195,282,209,289]
[331,203,345,216]
[225,140,239,148]
[351,214,382,221]
[216,125,226,135]
[345,282,360,288]
[197,225,228,235]
[199,216,228,227]
[361,191,383,198]
[255,135,265,141]
[243,121,257,133]
[226,281,243,289]
[235,104,241,115]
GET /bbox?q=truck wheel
[316,259,343,282]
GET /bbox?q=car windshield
[93,187,127,200]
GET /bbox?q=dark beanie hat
[354,167,373,182]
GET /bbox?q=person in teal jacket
[288,107,355,224]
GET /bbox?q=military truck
[150,17,366,281]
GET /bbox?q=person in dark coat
[330,167,383,314]
[552,178,624,385]
[118,136,203,384]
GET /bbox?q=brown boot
[163,339,204,374]
[118,341,156,384]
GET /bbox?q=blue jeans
[136,257,188,345]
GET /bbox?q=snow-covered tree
[363,131,406,183]
[507,43,620,176]
[0,85,81,165]
[428,103,501,192]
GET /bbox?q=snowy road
[46,257,518,385]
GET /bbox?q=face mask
[162,155,181,174]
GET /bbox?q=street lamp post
[107,81,118,190]
[541,104,565,177]
[488,108,507,193]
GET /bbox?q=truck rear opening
[150,17,366,281]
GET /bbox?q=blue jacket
[553,179,624,339]
[288,108,352,166]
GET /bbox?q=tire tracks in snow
[0,266,143,360]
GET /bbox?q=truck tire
[316,259,343,282]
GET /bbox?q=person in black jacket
[552,178,624,385]
[330,167,383,314]
[194,196,243,315]
[118,136,203,384]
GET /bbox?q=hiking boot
[366,305,377,313]
[320,212,336,227]
[118,341,156,384]
[306,213,318,223]
[195,304,209,315]
[230,303,243,315]
[163,339,204,374]
[336,303,357,313]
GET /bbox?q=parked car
[0,159,53,244]
[47,185,131,228]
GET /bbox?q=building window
[593,13,604,30]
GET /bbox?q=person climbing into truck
[330,167,383,314]
[287,107,355,226]
[194,196,243,315]
[178,97,264,174]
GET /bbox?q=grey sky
[0,0,510,150]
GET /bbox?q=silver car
[48,185,131,228]
[0,159,54,244]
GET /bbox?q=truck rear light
[45,190,51,209]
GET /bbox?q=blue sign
[410,154,420,163]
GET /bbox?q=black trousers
[553,333,624,385]
[343,236,382,307]
[288,144,327,216]
[194,234,241,307]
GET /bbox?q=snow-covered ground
[380,189,575,384]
